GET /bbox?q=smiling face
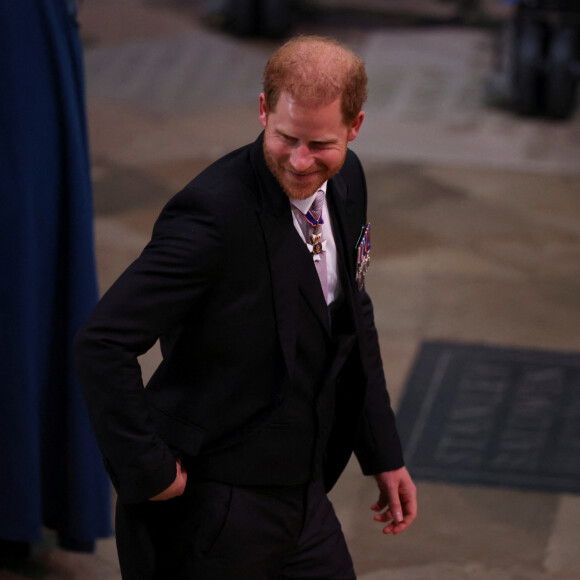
[259,91,364,200]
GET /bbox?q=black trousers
[115,479,356,580]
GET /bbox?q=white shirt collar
[289,181,328,214]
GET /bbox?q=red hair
[263,36,368,125]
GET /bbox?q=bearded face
[259,92,363,200]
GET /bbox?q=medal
[307,232,327,262]
[299,195,326,263]
[355,223,371,290]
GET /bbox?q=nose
[289,144,313,173]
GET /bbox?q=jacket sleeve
[343,152,405,474]
[74,186,224,503]
[353,288,405,474]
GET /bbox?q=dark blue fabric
[0,0,111,551]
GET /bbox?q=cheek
[267,143,289,164]
[318,150,345,170]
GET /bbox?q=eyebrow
[311,138,338,145]
[277,129,296,140]
[277,129,338,146]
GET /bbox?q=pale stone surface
[331,465,564,577]
[94,215,151,292]
[78,0,196,47]
[354,29,580,174]
[545,495,580,576]
[359,562,570,580]
[41,548,122,579]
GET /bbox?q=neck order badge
[304,190,327,263]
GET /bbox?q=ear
[347,111,365,142]
[259,93,268,128]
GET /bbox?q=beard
[263,140,347,201]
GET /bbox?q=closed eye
[277,131,298,145]
[310,141,333,150]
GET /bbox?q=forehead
[270,92,347,138]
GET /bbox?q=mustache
[284,166,320,176]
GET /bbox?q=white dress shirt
[290,182,341,305]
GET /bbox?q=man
[75,36,417,579]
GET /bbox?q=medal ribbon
[302,210,324,228]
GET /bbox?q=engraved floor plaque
[396,342,580,493]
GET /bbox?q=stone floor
[3,0,580,578]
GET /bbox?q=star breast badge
[355,223,371,290]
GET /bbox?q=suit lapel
[326,173,358,313]
[251,136,330,380]
[257,203,299,378]
[325,175,359,375]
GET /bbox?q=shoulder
[159,141,257,225]
[339,148,366,185]
[194,142,256,194]
[336,148,367,207]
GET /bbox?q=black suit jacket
[74,134,404,504]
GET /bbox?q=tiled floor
[3,0,580,578]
